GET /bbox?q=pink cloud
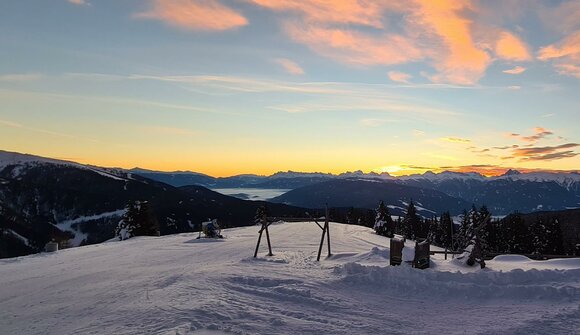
[388,71,412,83]
[67,0,90,5]
[502,66,526,75]
[248,0,402,28]
[275,58,305,75]
[135,0,248,32]
[285,23,423,67]
[538,31,580,78]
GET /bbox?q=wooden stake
[253,226,263,258]
[265,225,273,256]
[325,205,331,258]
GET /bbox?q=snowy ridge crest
[0,150,128,181]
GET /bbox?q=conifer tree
[402,200,420,240]
[115,200,159,240]
[530,216,549,255]
[439,211,454,249]
[373,201,394,237]
[504,213,530,253]
[546,217,564,254]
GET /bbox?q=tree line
[366,200,569,256]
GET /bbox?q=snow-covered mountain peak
[399,170,485,182]
[494,171,580,190]
[270,170,335,178]
[502,169,521,176]
[0,150,75,169]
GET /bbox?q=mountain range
[134,165,580,215]
[0,150,307,258]
[2,150,579,258]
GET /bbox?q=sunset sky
[0,0,578,176]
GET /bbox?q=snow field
[1,222,579,335]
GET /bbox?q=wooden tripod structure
[253,213,273,258]
[253,205,332,261]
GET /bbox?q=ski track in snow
[1,222,579,335]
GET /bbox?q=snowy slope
[0,150,129,181]
[1,222,578,335]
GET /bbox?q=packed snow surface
[1,222,579,335]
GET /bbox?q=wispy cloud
[440,137,471,144]
[513,143,579,161]
[388,71,412,84]
[502,66,526,75]
[520,127,553,143]
[139,125,197,136]
[67,0,90,6]
[0,118,97,142]
[359,118,400,128]
[413,129,426,137]
[538,31,580,78]
[274,58,305,75]
[134,0,248,32]
[0,73,44,82]
[0,119,24,128]
[507,127,554,143]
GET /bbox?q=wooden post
[325,205,331,258]
[253,227,263,258]
[317,224,326,261]
[317,204,332,261]
[265,225,273,256]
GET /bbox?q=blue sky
[0,0,578,176]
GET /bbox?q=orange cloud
[495,31,531,61]
[275,58,304,75]
[248,0,396,28]
[538,31,580,78]
[409,0,491,85]
[135,0,248,31]
[502,66,526,75]
[285,24,423,66]
[387,71,412,83]
[518,127,554,143]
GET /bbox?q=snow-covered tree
[373,201,394,237]
[402,200,420,240]
[115,200,159,241]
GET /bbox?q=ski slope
[1,222,579,335]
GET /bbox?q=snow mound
[337,262,580,301]
[492,254,532,262]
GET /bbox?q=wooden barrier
[413,240,430,269]
[390,238,404,266]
